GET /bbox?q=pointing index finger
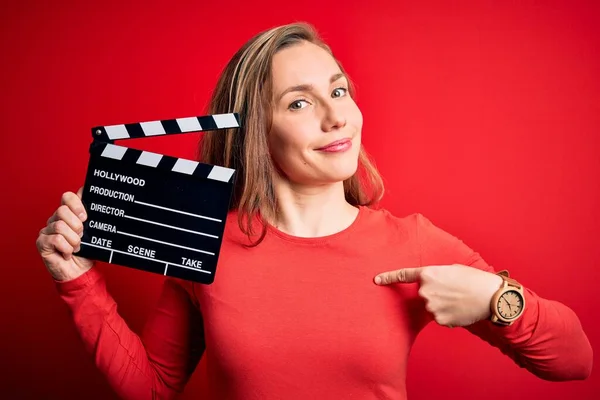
[374,268,423,285]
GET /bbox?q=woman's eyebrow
[276,72,346,102]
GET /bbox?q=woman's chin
[318,163,359,183]
[281,158,359,186]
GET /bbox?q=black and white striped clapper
[75,113,240,285]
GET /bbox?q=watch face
[497,290,524,320]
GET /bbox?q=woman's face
[269,41,362,187]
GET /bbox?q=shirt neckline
[264,205,365,245]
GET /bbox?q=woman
[36,22,592,399]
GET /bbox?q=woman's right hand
[36,186,95,282]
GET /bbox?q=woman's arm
[55,267,205,399]
[463,283,592,381]
[415,213,593,381]
[375,213,592,381]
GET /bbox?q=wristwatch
[490,270,525,326]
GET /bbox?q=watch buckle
[496,269,510,278]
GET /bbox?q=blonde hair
[198,22,384,245]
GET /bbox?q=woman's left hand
[374,264,503,327]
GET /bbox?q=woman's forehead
[271,43,341,89]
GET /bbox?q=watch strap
[496,270,523,290]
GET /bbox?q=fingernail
[374,276,382,285]
[79,213,86,221]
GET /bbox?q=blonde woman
[36,22,592,399]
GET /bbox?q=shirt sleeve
[414,213,593,381]
[54,267,205,399]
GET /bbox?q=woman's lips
[315,138,352,153]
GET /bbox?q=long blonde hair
[198,22,384,245]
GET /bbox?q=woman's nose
[321,103,347,132]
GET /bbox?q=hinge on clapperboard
[76,113,241,285]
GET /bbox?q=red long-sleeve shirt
[55,207,593,399]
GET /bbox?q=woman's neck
[269,178,359,238]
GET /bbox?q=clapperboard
[75,113,240,284]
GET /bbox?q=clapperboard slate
[75,113,240,284]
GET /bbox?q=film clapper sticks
[75,113,240,284]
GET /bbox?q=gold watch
[490,270,525,326]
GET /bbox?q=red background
[1,0,598,398]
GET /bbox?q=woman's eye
[332,87,348,98]
[289,100,308,110]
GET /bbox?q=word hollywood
[94,169,146,186]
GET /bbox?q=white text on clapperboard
[88,168,144,202]
[94,169,146,186]
[87,169,204,268]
